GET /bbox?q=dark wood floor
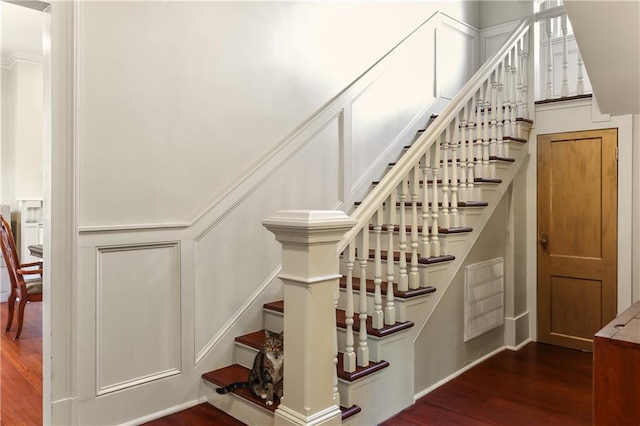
[0,301,593,426]
[1,301,44,425]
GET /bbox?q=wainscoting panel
[96,242,181,395]
[193,115,342,362]
[437,20,476,100]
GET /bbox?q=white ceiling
[1,1,44,65]
[564,0,640,115]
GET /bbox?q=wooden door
[537,129,617,352]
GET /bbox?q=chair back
[0,215,21,293]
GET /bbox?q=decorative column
[263,210,357,426]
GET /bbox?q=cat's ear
[264,330,270,338]
[278,331,283,338]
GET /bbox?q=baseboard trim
[506,337,532,351]
[121,397,207,426]
[413,345,506,401]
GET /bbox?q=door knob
[540,233,549,253]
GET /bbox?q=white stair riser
[337,288,435,323]
[346,257,452,288]
[365,230,469,256]
[203,381,274,426]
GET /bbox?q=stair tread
[367,224,473,235]
[337,354,390,382]
[339,276,436,299]
[355,200,488,208]
[367,249,455,265]
[202,364,360,420]
[263,301,415,338]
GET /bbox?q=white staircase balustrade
[535,4,592,100]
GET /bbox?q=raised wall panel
[193,116,341,362]
[96,242,181,394]
[437,21,476,100]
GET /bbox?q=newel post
[263,210,356,426]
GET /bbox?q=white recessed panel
[96,242,181,394]
[437,22,476,100]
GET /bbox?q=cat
[216,330,284,406]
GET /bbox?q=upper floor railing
[534,0,592,101]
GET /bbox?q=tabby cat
[216,330,284,405]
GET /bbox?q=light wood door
[537,129,617,352]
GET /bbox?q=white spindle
[431,140,441,257]
[372,208,384,329]
[451,116,459,228]
[561,14,569,97]
[410,165,420,289]
[385,192,396,325]
[503,56,512,140]
[510,47,518,135]
[397,179,408,291]
[475,87,483,181]
[520,34,529,118]
[357,229,369,367]
[545,18,553,99]
[467,96,476,201]
[343,243,356,373]
[420,153,431,261]
[497,79,505,158]
[577,51,585,95]
[441,127,450,229]
[483,80,491,178]
[459,105,468,203]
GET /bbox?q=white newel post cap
[262,210,357,246]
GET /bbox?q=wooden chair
[0,215,42,339]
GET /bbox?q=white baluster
[467,96,476,201]
[420,153,431,261]
[510,47,518,135]
[561,14,569,97]
[497,80,505,159]
[372,208,384,329]
[441,127,450,229]
[431,141,441,257]
[385,192,396,325]
[451,116,459,228]
[576,51,585,95]
[410,165,420,289]
[397,179,408,292]
[357,229,369,367]
[483,80,492,178]
[520,33,529,118]
[343,243,356,373]
[545,18,553,99]
[459,105,468,204]
[502,57,512,140]
[475,87,483,181]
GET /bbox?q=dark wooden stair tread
[202,364,360,420]
[337,355,390,382]
[263,301,414,338]
[338,276,436,299]
[355,200,488,208]
[366,223,473,235]
[367,249,455,266]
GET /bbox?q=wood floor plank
[1,301,43,425]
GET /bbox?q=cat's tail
[216,382,251,394]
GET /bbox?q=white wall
[0,61,44,215]
[76,1,476,228]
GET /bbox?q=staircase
[201,18,533,426]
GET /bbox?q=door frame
[525,99,637,343]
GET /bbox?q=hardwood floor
[0,302,593,426]
[1,301,43,425]
[381,343,593,426]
